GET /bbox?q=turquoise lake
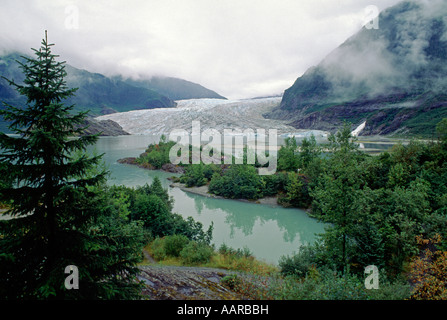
[90,134,396,264]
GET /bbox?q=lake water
[90,135,403,264]
[90,135,329,265]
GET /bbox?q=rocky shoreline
[169,182,280,207]
[117,157,186,174]
[118,157,282,207]
[79,118,130,136]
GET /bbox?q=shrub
[199,163,222,180]
[133,193,173,237]
[277,172,311,208]
[150,237,167,261]
[164,234,190,257]
[220,274,242,290]
[181,164,208,187]
[311,269,368,300]
[208,165,263,200]
[145,150,164,169]
[261,172,287,197]
[180,241,214,264]
[259,269,367,300]
[408,234,447,300]
[218,243,253,258]
[279,245,318,278]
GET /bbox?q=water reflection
[91,135,328,264]
[171,187,326,263]
[89,134,408,263]
[181,190,323,241]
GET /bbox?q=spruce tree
[0,32,145,299]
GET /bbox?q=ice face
[95,97,292,135]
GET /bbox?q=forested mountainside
[0,52,225,132]
[266,0,447,137]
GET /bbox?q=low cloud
[0,0,404,99]
[316,0,447,100]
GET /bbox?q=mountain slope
[64,64,177,113]
[266,0,447,136]
[0,52,177,112]
[118,76,226,100]
[0,52,176,133]
[1,52,226,132]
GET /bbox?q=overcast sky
[0,0,403,99]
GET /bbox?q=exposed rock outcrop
[80,118,130,136]
[138,265,245,300]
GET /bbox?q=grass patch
[143,236,278,276]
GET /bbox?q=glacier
[95,97,325,136]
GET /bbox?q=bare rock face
[161,163,186,174]
[138,266,245,300]
[79,118,130,136]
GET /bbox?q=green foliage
[107,185,131,220]
[169,119,447,294]
[0,34,147,299]
[218,243,253,259]
[364,276,412,300]
[180,163,208,187]
[164,234,190,257]
[150,234,190,259]
[303,269,368,300]
[278,172,310,208]
[149,237,168,261]
[309,125,366,270]
[147,176,173,210]
[110,178,212,244]
[400,103,447,137]
[220,274,242,290]
[145,150,164,168]
[177,216,213,245]
[174,135,320,203]
[277,252,411,300]
[141,119,447,298]
[208,164,264,200]
[136,137,176,169]
[327,122,360,155]
[231,264,411,300]
[298,134,321,170]
[133,192,173,237]
[277,137,299,171]
[302,120,447,282]
[149,235,214,265]
[0,35,216,299]
[0,162,12,207]
[170,133,319,206]
[279,245,318,278]
[202,163,222,180]
[179,241,214,264]
[436,118,447,142]
[260,172,287,197]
